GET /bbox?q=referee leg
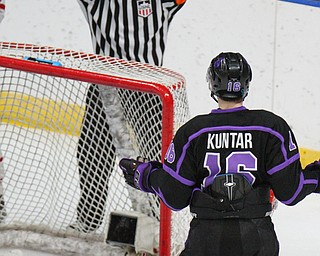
[76,83,116,232]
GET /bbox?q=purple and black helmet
[206,52,252,100]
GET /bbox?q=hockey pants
[180,217,279,256]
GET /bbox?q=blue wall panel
[281,0,320,7]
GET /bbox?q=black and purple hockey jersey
[149,106,319,211]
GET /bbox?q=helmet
[206,52,252,100]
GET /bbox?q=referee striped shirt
[78,0,186,66]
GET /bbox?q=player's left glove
[119,157,162,193]
[305,160,320,193]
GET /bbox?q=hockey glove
[305,160,320,193]
[119,157,162,193]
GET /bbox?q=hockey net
[0,42,191,256]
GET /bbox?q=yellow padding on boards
[0,92,85,136]
[0,92,319,163]
[300,148,320,168]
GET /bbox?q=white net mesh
[0,42,191,255]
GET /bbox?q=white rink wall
[0,0,320,150]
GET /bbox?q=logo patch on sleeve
[288,131,297,151]
[165,143,175,164]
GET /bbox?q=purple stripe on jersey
[304,179,319,185]
[153,187,181,211]
[267,153,300,175]
[281,172,318,205]
[211,106,247,114]
[176,126,289,174]
[163,164,195,186]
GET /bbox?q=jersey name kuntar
[78,0,185,66]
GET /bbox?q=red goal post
[0,42,191,256]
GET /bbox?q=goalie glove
[119,157,162,193]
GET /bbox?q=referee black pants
[76,83,163,230]
[76,84,116,231]
[180,217,279,256]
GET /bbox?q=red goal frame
[0,45,176,256]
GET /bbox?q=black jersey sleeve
[149,121,197,210]
[264,116,319,205]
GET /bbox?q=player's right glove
[304,160,320,193]
[119,157,162,193]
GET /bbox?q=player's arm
[265,120,320,205]
[268,158,319,206]
[119,123,197,210]
[119,157,194,210]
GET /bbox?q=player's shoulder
[186,112,211,124]
[251,109,285,120]
[249,109,290,129]
[177,113,212,133]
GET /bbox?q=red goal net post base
[0,42,191,256]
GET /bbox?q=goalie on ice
[120,52,320,256]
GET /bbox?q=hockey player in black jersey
[119,52,320,256]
